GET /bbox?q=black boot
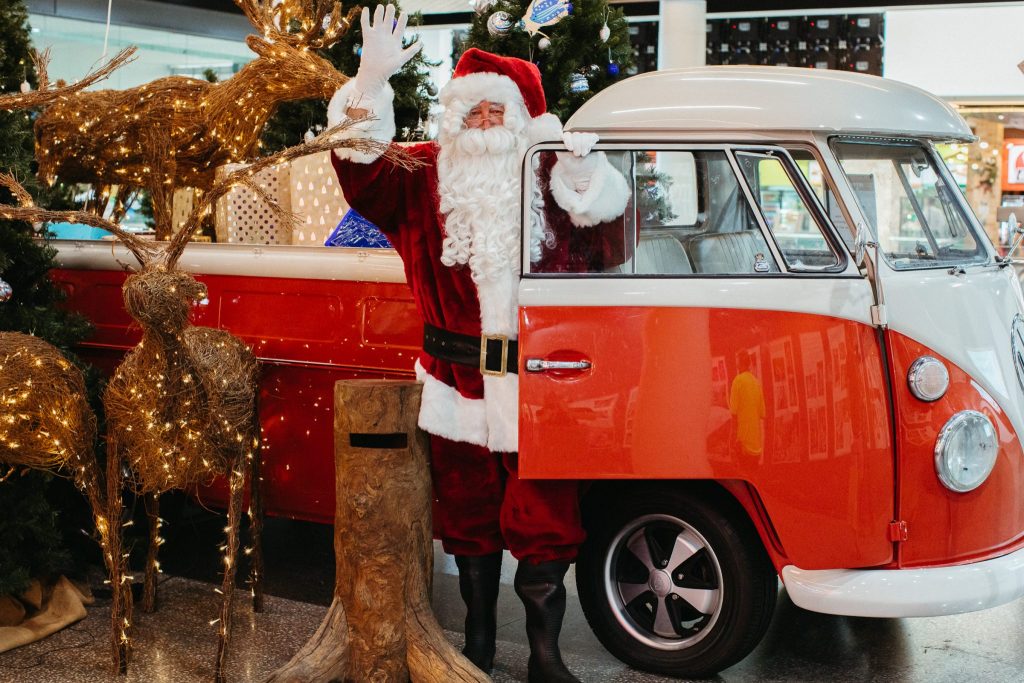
[455,552,503,673]
[514,560,582,683]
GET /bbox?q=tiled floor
[3,510,1024,682]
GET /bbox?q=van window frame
[780,142,860,256]
[731,146,848,274]
[521,141,858,279]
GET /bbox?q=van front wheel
[576,488,777,678]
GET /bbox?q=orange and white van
[52,66,1024,678]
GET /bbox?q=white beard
[437,127,524,283]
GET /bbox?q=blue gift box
[324,209,392,248]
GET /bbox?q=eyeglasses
[465,103,505,126]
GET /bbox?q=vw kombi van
[52,67,1024,678]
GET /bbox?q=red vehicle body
[53,259,421,523]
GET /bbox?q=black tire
[576,484,777,678]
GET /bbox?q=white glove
[560,131,600,158]
[353,4,422,99]
[555,132,602,193]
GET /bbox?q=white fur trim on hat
[440,72,526,119]
[326,80,396,164]
[549,152,631,227]
[415,360,489,448]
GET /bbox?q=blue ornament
[325,209,392,248]
[569,72,589,94]
[607,61,620,76]
[567,3,573,13]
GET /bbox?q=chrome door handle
[525,358,592,372]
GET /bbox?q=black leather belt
[423,322,518,376]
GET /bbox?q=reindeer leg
[214,463,245,683]
[105,438,132,674]
[248,418,264,613]
[142,492,161,613]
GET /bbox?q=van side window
[785,148,856,251]
[735,152,841,270]
[530,148,780,276]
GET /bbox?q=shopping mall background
[21,0,1024,250]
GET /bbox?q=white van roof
[565,66,974,142]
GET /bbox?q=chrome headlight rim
[934,410,998,493]
[907,356,949,402]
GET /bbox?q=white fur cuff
[326,80,396,164]
[415,360,489,448]
[528,113,564,146]
[483,373,519,453]
[549,152,631,227]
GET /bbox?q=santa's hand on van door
[353,4,421,99]
[556,132,603,193]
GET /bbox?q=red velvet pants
[430,434,585,564]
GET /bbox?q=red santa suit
[329,48,629,562]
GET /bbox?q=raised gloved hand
[353,4,422,99]
[555,132,602,193]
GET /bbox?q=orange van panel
[519,306,895,569]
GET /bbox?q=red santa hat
[443,48,546,118]
[438,48,563,144]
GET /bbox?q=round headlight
[908,356,949,402]
[934,411,998,493]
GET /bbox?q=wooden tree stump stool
[265,380,490,683]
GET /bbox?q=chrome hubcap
[604,514,724,650]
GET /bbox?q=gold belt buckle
[480,334,509,377]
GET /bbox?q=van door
[517,143,895,570]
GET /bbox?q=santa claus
[328,5,629,681]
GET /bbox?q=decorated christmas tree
[463,0,634,122]
[261,1,436,152]
[0,0,94,598]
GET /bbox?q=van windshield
[831,139,989,270]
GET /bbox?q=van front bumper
[782,545,1024,618]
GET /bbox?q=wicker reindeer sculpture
[0,337,117,615]
[33,0,358,238]
[0,125,408,681]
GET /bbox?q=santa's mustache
[453,125,519,156]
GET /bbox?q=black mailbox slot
[350,433,409,449]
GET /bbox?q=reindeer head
[123,267,206,337]
[235,0,357,99]
[244,35,347,100]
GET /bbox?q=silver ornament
[599,23,610,43]
[0,278,12,302]
[19,80,30,93]
[487,11,514,36]
[304,129,316,143]
[538,37,551,50]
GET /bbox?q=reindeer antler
[0,173,157,266]
[164,119,422,267]
[235,0,357,49]
[0,47,137,111]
